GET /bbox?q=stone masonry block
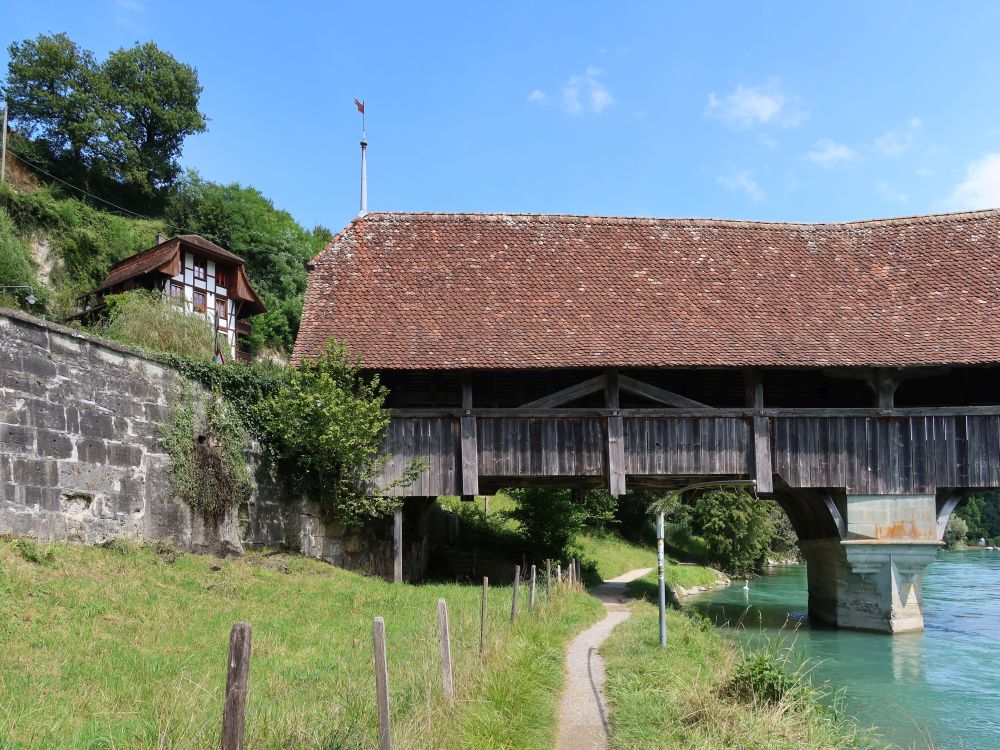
[36,429,74,459]
[79,411,115,440]
[75,437,107,464]
[0,423,34,453]
[12,457,59,487]
[108,442,144,467]
[20,354,58,379]
[8,317,50,348]
[23,398,66,431]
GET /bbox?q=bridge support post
[799,494,942,633]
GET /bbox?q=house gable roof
[293,209,1000,370]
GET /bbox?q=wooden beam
[519,374,606,409]
[618,373,709,408]
[744,369,772,492]
[873,368,898,411]
[390,405,1000,419]
[461,378,479,495]
[393,507,403,584]
[605,369,626,496]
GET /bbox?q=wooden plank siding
[772,415,1000,493]
[373,412,1000,497]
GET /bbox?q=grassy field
[573,531,721,589]
[602,598,877,750]
[0,539,602,750]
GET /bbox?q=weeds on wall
[162,386,252,518]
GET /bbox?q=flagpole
[359,99,367,216]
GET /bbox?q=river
[686,550,1000,750]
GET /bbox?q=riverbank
[601,570,874,750]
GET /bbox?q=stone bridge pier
[796,493,944,633]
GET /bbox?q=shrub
[93,289,217,359]
[722,650,810,706]
[691,489,774,576]
[504,488,586,561]
[943,514,969,550]
[257,339,423,524]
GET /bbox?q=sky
[5,1,1000,232]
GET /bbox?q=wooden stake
[437,599,454,705]
[546,560,551,595]
[393,507,403,584]
[510,565,521,622]
[479,577,489,660]
[556,563,562,586]
[373,617,392,750]
[529,564,537,610]
[568,560,574,588]
[221,621,252,750]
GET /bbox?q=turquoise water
[687,551,1000,749]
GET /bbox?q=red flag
[354,98,365,114]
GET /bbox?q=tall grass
[93,289,217,359]
[0,540,601,749]
[602,599,881,750]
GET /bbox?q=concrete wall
[0,308,399,573]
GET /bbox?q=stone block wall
[0,307,395,571]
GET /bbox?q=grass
[574,532,722,589]
[0,539,602,749]
[602,599,878,750]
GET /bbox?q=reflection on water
[687,551,1000,750]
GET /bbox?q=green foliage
[954,492,1000,542]
[0,205,46,310]
[99,42,207,196]
[691,489,775,576]
[0,183,162,316]
[93,290,216,360]
[723,650,812,706]
[257,339,415,524]
[765,499,800,560]
[11,538,55,564]
[504,488,588,561]
[162,387,251,518]
[943,514,969,549]
[2,33,206,203]
[165,172,330,354]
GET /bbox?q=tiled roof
[96,235,246,293]
[293,210,1000,369]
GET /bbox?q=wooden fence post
[437,599,454,705]
[221,621,252,750]
[510,565,521,622]
[576,558,582,586]
[546,560,551,595]
[529,564,537,610]
[393,507,403,584]
[480,577,489,661]
[556,563,562,586]
[373,617,392,750]
[568,560,574,588]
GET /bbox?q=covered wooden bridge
[293,209,1000,633]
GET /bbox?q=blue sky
[6,1,1000,231]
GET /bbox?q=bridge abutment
[799,494,942,633]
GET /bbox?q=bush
[504,488,586,561]
[93,289,216,359]
[722,650,810,706]
[943,514,969,549]
[691,489,774,576]
[257,339,422,524]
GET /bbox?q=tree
[2,33,104,177]
[100,42,207,196]
[505,488,587,561]
[2,33,206,201]
[943,515,969,550]
[690,489,774,576]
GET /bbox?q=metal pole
[657,511,667,647]
[1,102,8,185]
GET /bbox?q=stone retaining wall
[0,307,394,571]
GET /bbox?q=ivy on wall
[162,386,252,518]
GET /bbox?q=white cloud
[527,89,548,104]
[874,117,921,157]
[706,83,806,129]
[877,180,909,204]
[946,153,1000,210]
[717,170,764,201]
[117,0,145,11]
[915,167,935,177]
[758,133,778,149]
[805,139,858,167]
[562,66,614,115]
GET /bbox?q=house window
[193,258,206,281]
[170,282,184,302]
[216,268,228,288]
[215,297,228,327]
[193,290,206,312]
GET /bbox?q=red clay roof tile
[293,210,1000,369]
